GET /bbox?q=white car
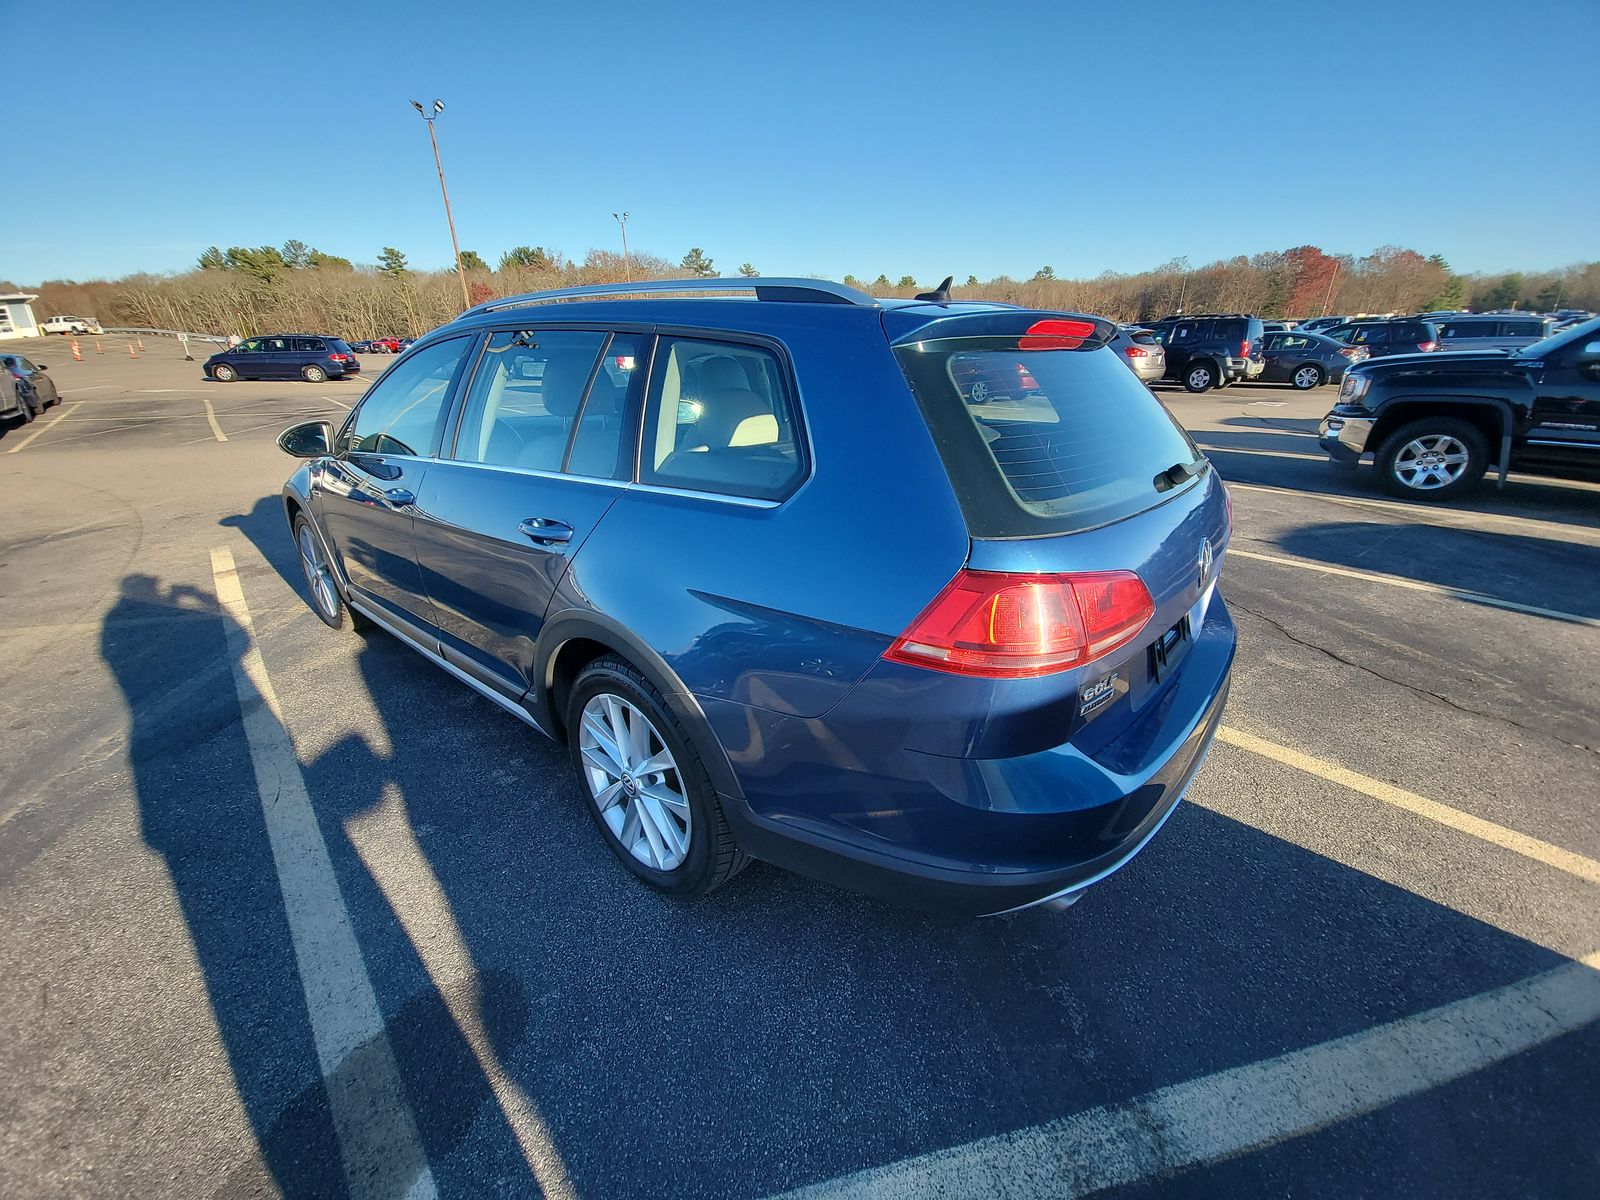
[41,315,102,335]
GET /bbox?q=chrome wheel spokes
[297,524,339,618]
[578,693,691,871]
[1393,434,1469,490]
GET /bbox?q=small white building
[0,293,40,340]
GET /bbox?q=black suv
[1322,318,1439,359]
[1319,316,1600,499]
[1143,314,1265,392]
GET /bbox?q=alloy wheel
[578,693,691,871]
[1293,366,1321,389]
[297,523,340,619]
[1392,434,1469,490]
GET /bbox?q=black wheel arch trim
[533,608,744,801]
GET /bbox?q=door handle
[382,487,415,506]
[518,517,573,545]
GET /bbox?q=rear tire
[1291,363,1325,390]
[1183,362,1217,393]
[568,655,749,897]
[1374,417,1488,501]
[302,364,327,383]
[212,363,237,382]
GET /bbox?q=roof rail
[462,277,877,318]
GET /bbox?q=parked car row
[1319,315,1600,501]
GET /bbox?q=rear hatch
[887,309,1230,759]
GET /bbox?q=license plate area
[1148,614,1192,683]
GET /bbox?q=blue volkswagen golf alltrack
[276,279,1234,916]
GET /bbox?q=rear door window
[292,338,323,353]
[895,334,1204,536]
[641,338,804,501]
[452,329,608,472]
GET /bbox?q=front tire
[567,655,748,896]
[293,513,368,631]
[1183,362,1217,393]
[1374,417,1488,501]
[302,364,327,383]
[212,363,238,382]
[1291,363,1325,390]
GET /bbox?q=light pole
[612,211,631,282]
[411,99,470,309]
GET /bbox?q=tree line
[10,240,1597,340]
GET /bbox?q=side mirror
[35,363,47,371]
[1577,340,1600,365]
[277,420,333,458]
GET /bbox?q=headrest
[540,354,594,419]
[697,355,748,391]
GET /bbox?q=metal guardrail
[103,327,228,345]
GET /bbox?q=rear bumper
[1319,413,1374,461]
[712,596,1236,916]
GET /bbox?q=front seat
[684,356,778,450]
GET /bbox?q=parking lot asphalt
[2,341,1597,1198]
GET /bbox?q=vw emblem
[1197,539,1215,592]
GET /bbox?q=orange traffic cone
[71,338,83,361]
[128,343,137,359]
[136,337,145,351]
[95,338,104,354]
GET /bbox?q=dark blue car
[206,334,361,383]
[275,279,1234,915]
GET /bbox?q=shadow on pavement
[220,496,304,600]
[103,568,1595,1199]
[1201,443,1600,529]
[1272,520,1600,620]
[104,574,532,1199]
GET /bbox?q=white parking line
[1230,546,1600,628]
[778,950,1600,1199]
[209,547,436,1200]
[201,397,228,442]
[1204,445,1325,461]
[348,790,576,1197]
[321,394,353,410]
[1215,726,1600,886]
[6,401,83,453]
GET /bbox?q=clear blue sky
[6,0,1597,285]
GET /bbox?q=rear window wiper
[1153,459,1202,493]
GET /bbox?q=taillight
[1021,318,1097,350]
[1240,339,1251,357]
[1124,346,1150,358]
[1338,348,1358,358]
[1417,341,1436,352]
[327,352,351,362]
[885,569,1155,678]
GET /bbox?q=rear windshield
[330,339,355,354]
[895,336,1205,536]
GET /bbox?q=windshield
[895,336,1204,536]
[1516,314,1600,360]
